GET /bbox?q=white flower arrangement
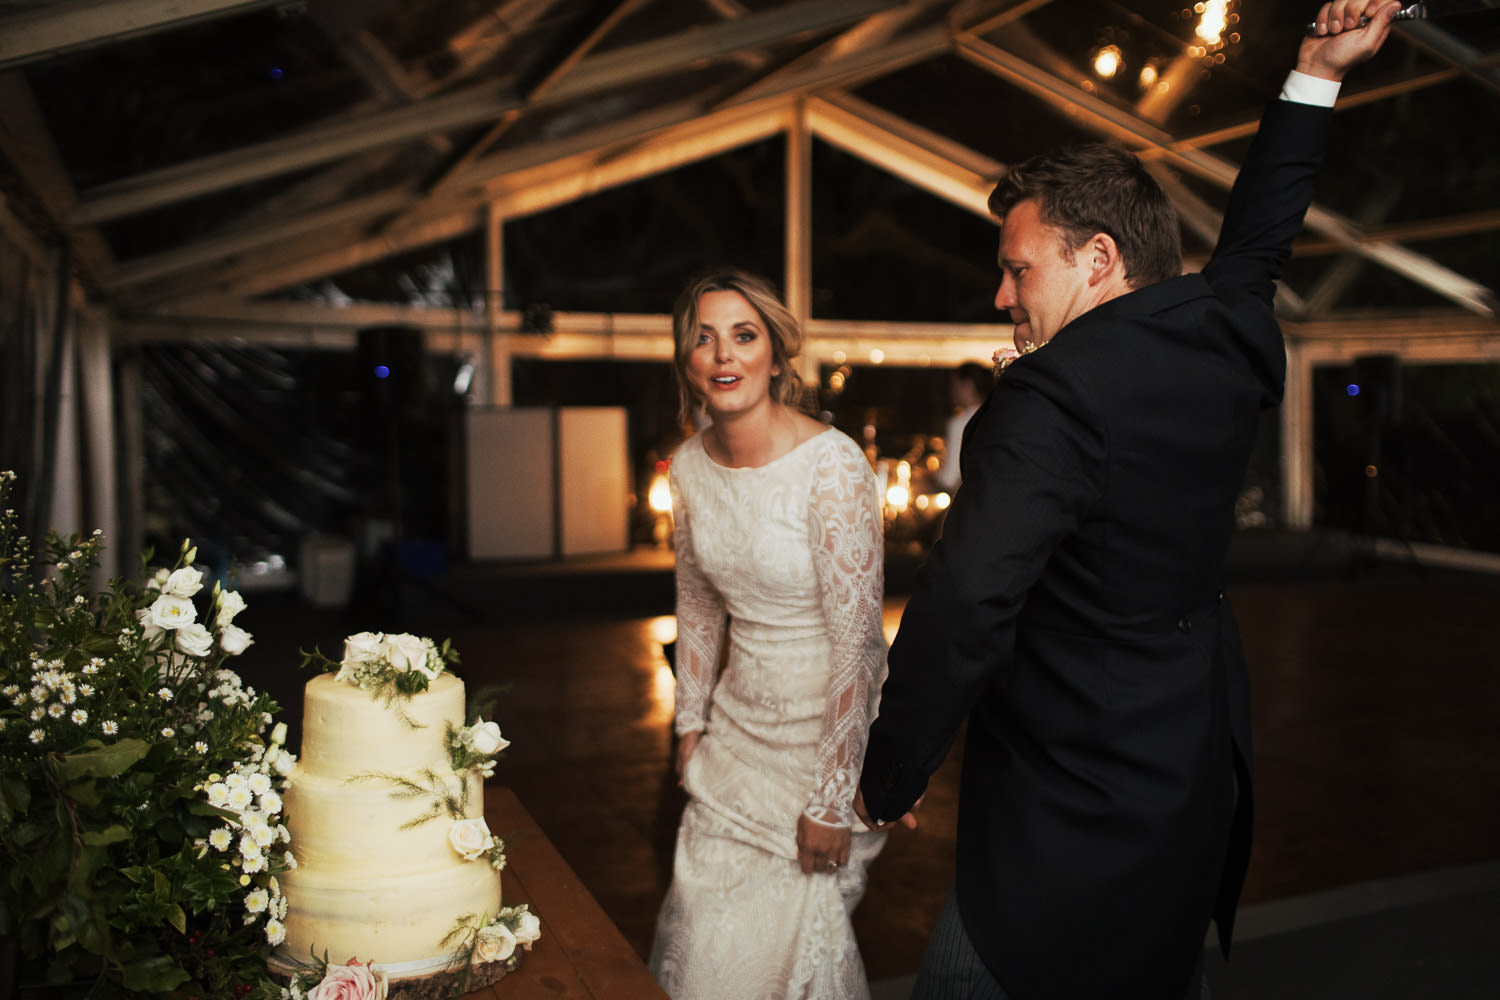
[328,631,453,698]
[1,467,294,998]
[196,723,298,942]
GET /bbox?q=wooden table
[462,787,669,999]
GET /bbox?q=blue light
[269,66,284,81]
[374,365,391,379]
[1346,383,1361,397]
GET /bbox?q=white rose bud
[218,623,254,656]
[469,721,509,757]
[175,623,214,658]
[448,817,495,861]
[216,589,247,626]
[513,910,542,949]
[163,566,204,598]
[271,722,288,746]
[474,922,517,963]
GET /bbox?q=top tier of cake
[298,671,465,778]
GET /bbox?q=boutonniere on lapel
[992,340,1043,377]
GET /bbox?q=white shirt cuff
[1280,70,1341,107]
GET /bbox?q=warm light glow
[644,616,680,727]
[915,494,931,511]
[829,370,847,391]
[833,350,847,364]
[1093,44,1123,79]
[934,492,952,510]
[648,473,672,513]
[1139,62,1159,89]
[885,484,910,511]
[1196,0,1228,46]
[869,349,886,364]
[647,615,678,647]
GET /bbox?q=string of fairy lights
[1087,1,1243,93]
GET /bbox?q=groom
[856,4,1403,998]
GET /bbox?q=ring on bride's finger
[825,859,840,871]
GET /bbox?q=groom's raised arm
[1205,0,1404,305]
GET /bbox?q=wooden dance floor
[240,535,1500,992]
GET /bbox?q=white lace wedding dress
[649,427,889,1000]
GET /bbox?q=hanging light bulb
[1092,43,1124,79]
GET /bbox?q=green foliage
[0,470,293,998]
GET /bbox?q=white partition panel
[465,408,555,560]
[558,407,630,557]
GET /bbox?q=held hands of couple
[679,731,858,875]
[853,788,921,834]
[1301,0,1402,80]
[796,813,852,875]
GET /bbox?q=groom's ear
[1085,232,1122,285]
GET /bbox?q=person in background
[935,361,994,493]
[649,268,888,1000]
[856,4,1403,999]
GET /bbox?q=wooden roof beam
[955,33,1497,317]
[67,0,897,227]
[0,0,285,70]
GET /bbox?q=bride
[648,268,889,1000]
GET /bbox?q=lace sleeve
[671,473,727,737]
[803,438,887,828]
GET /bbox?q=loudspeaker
[357,325,426,410]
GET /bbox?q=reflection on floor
[236,544,1500,990]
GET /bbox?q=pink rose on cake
[448,816,498,862]
[305,958,389,1000]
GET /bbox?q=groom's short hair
[988,143,1183,288]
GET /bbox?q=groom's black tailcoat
[861,96,1334,1000]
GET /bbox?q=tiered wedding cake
[274,632,537,995]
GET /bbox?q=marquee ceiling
[3,0,1499,333]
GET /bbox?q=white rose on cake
[449,816,496,861]
[381,638,435,677]
[512,909,542,950]
[337,631,385,681]
[474,921,517,963]
[469,720,509,756]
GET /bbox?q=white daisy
[244,888,270,914]
[101,720,119,735]
[29,729,45,744]
[264,919,286,946]
[71,709,88,725]
[208,827,233,851]
[161,726,175,738]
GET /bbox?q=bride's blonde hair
[670,268,806,423]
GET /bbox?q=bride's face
[687,290,781,419]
